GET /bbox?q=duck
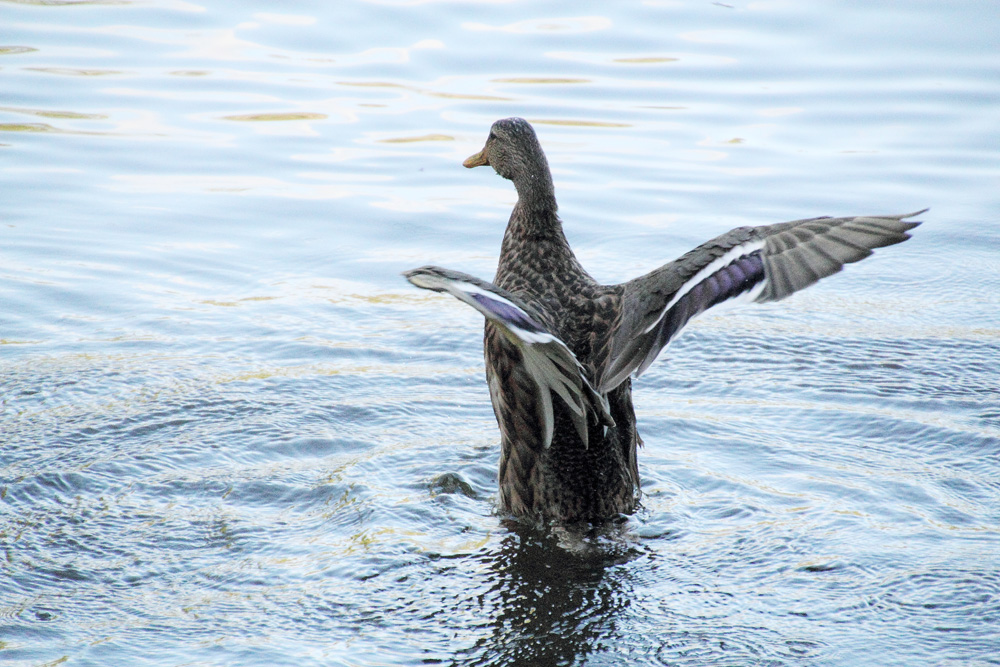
[405,117,923,524]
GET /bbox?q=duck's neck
[500,202,568,257]
[512,168,557,215]
[496,164,589,291]
[503,162,561,241]
[497,203,587,297]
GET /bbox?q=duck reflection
[454,519,647,666]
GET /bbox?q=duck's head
[463,118,555,209]
[464,117,552,183]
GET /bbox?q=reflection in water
[456,521,644,667]
[223,112,329,122]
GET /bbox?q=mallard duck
[405,117,923,523]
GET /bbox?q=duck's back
[484,318,641,521]
[486,208,640,521]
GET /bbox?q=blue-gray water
[2,1,999,665]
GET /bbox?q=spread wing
[596,210,925,392]
[404,265,614,449]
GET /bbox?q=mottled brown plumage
[466,120,642,521]
[409,117,922,524]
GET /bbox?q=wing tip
[403,265,447,291]
[898,208,928,233]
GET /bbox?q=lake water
[2,1,999,665]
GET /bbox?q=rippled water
[2,1,999,665]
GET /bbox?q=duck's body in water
[406,117,923,524]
